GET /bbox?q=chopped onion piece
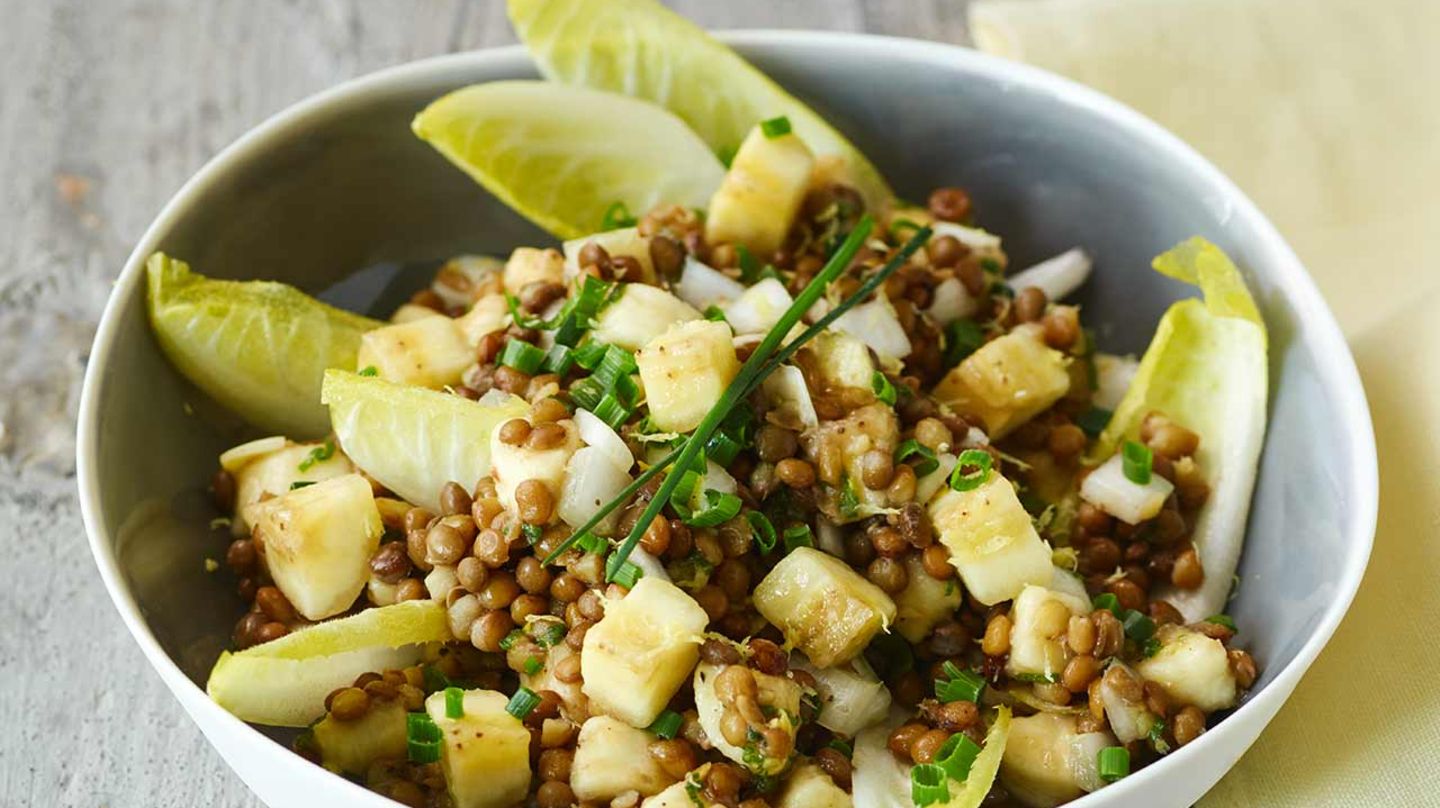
[703,460,738,495]
[574,408,634,472]
[932,222,1003,253]
[627,546,672,583]
[761,364,819,428]
[723,278,794,335]
[927,277,980,326]
[1008,248,1093,302]
[219,436,287,473]
[1080,454,1174,524]
[558,447,632,535]
[832,296,912,364]
[794,655,892,737]
[1093,353,1139,411]
[675,256,745,310]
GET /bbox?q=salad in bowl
[141,1,1270,807]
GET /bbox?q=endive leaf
[508,0,893,212]
[1095,238,1267,620]
[206,600,449,727]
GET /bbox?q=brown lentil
[1171,546,1206,589]
[701,638,743,666]
[911,729,952,764]
[210,468,236,511]
[1047,424,1087,461]
[756,425,799,462]
[921,544,955,580]
[514,479,554,524]
[493,364,530,395]
[1067,615,1097,655]
[255,586,296,624]
[888,723,928,760]
[456,556,489,592]
[982,614,1012,656]
[328,687,370,721]
[694,585,729,621]
[1150,600,1185,626]
[1062,654,1101,693]
[886,464,917,503]
[639,515,671,556]
[1172,705,1206,747]
[1041,306,1081,349]
[914,418,953,451]
[1108,578,1148,612]
[775,458,816,488]
[472,529,509,567]
[498,418,532,446]
[747,638,789,676]
[814,746,853,789]
[1080,537,1122,575]
[549,573,586,603]
[425,522,468,566]
[896,502,934,548]
[395,578,427,602]
[477,571,521,611]
[510,593,549,623]
[1229,649,1258,688]
[370,541,412,584]
[1092,610,1125,659]
[535,781,574,808]
[554,652,583,684]
[225,538,257,574]
[648,739,697,780]
[870,526,909,559]
[703,763,745,805]
[927,235,966,268]
[1014,286,1047,323]
[928,187,973,222]
[526,422,568,451]
[860,449,895,489]
[867,556,908,594]
[1143,681,1172,718]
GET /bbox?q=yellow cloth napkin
[969,0,1440,803]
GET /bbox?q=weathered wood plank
[0,2,968,805]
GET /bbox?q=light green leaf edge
[507,0,894,212]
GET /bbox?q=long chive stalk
[540,445,683,564]
[602,215,878,580]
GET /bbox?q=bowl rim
[76,30,1378,807]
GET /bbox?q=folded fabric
[969,0,1440,804]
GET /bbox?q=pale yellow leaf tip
[1151,236,1264,330]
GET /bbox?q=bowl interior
[85,35,1369,788]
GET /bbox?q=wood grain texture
[0,1,969,805]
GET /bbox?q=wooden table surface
[0,2,972,805]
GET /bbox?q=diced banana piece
[693,663,805,776]
[753,547,896,667]
[563,227,656,284]
[1136,625,1238,711]
[643,769,718,807]
[893,554,964,644]
[219,435,288,473]
[572,715,679,800]
[232,439,353,535]
[929,474,1053,605]
[425,689,532,808]
[637,320,740,432]
[357,316,474,388]
[1000,713,1093,808]
[249,474,382,621]
[1006,585,1092,679]
[802,330,874,391]
[1079,453,1176,525]
[502,246,565,295]
[312,697,407,776]
[489,416,580,522]
[390,303,446,324]
[705,126,816,255]
[591,283,701,351]
[778,763,853,808]
[933,328,1070,439]
[581,578,709,727]
[802,402,900,522]
[454,293,509,346]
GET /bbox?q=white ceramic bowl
[78,33,1377,808]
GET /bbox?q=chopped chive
[444,687,465,719]
[704,304,728,322]
[572,340,609,370]
[358,365,378,377]
[568,377,605,411]
[601,201,637,231]
[593,344,638,390]
[521,523,543,545]
[718,144,738,168]
[592,392,632,429]
[297,439,335,472]
[406,712,443,763]
[1091,593,1122,616]
[542,344,575,375]
[532,621,567,648]
[747,511,777,554]
[979,257,1003,274]
[943,318,984,367]
[289,480,316,490]
[1122,440,1153,484]
[689,490,742,528]
[607,558,645,588]
[522,657,543,676]
[782,524,814,553]
[888,217,924,238]
[935,733,982,782]
[910,763,950,806]
[1122,609,1156,643]
[575,532,608,555]
[505,687,542,721]
[499,340,546,375]
[736,245,761,283]
[872,371,897,405]
[760,115,792,138]
[1206,614,1237,632]
[1098,746,1130,782]
[1076,407,1112,438]
[648,710,684,740]
[935,661,986,704]
[894,439,940,477]
[827,739,854,758]
[422,665,451,693]
[948,448,993,492]
[499,629,525,652]
[1143,636,1163,658]
[704,430,743,467]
